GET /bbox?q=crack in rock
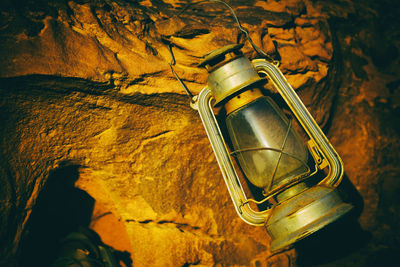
[125,218,215,237]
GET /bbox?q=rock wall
[0,0,399,266]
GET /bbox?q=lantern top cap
[198,43,244,69]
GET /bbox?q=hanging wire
[167,0,279,100]
[168,44,194,99]
[176,0,276,62]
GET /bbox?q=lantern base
[266,186,353,252]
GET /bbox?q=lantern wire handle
[177,0,278,64]
[168,44,195,100]
[167,0,279,101]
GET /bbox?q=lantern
[190,44,353,252]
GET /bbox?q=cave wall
[0,0,399,266]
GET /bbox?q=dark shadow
[364,247,400,267]
[295,215,370,266]
[19,161,132,267]
[19,162,95,266]
[294,174,370,267]
[338,174,365,219]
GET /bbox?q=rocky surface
[0,0,399,266]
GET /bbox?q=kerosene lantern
[189,43,353,252]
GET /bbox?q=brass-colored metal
[169,2,354,252]
[224,88,264,114]
[307,139,329,169]
[266,185,353,251]
[196,87,272,225]
[198,43,244,69]
[274,182,308,203]
[205,51,241,72]
[207,56,265,106]
[199,44,265,106]
[193,54,353,252]
[252,59,345,188]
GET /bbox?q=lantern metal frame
[191,59,345,226]
[167,0,353,252]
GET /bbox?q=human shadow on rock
[19,162,94,266]
[19,161,132,267]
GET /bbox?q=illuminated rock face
[0,0,399,266]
